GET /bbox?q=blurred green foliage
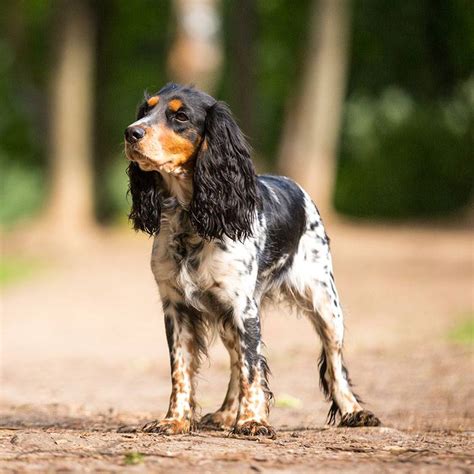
[220,0,312,160]
[0,163,45,226]
[93,0,172,221]
[336,80,473,217]
[0,256,44,287]
[0,0,472,226]
[335,0,473,217]
[0,1,51,225]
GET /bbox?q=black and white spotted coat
[149,175,360,430]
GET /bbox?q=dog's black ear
[190,101,258,241]
[127,162,162,235]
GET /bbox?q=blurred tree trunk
[167,0,223,94]
[278,0,351,215]
[43,0,96,242]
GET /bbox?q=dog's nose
[125,126,146,143]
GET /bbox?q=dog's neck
[159,172,198,239]
[159,171,193,208]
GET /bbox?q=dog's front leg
[143,297,204,435]
[231,299,275,437]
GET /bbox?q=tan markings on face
[156,124,199,172]
[125,125,163,168]
[168,99,183,112]
[127,123,200,174]
[147,95,159,107]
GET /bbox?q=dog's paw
[339,410,381,427]
[199,411,236,431]
[141,418,192,435]
[232,420,276,438]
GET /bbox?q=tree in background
[1,0,472,231]
[278,0,351,214]
[43,0,96,243]
[167,0,223,93]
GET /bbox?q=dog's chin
[126,149,190,177]
[125,148,164,172]
[136,160,162,172]
[125,144,190,179]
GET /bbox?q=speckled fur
[125,84,380,436]
[142,175,379,435]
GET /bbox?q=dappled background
[1,0,472,230]
[1,1,473,472]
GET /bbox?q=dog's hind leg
[303,274,381,427]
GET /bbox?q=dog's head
[125,83,258,240]
[125,83,212,176]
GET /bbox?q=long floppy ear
[189,101,258,241]
[127,162,162,235]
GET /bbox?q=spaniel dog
[124,83,380,437]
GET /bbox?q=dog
[124,83,381,436]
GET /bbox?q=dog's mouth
[125,144,167,170]
[125,143,190,177]
[125,146,153,164]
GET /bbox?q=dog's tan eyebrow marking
[147,96,160,107]
[168,99,183,112]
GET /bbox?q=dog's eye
[175,111,189,122]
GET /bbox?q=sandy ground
[1,221,473,472]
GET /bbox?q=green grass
[448,316,474,346]
[275,393,302,409]
[0,257,44,287]
[124,452,145,465]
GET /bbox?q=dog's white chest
[151,224,216,298]
[150,220,260,313]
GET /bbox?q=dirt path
[1,222,473,472]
